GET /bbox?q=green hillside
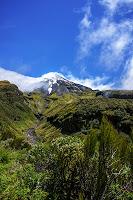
[44,92,133,138]
[0,81,132,199]
[0,81,36,148]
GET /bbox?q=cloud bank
[0,67,113,91]
[67,73,113,90]
[76,0,133,89]
[121,56,133,89]
[0,67,45,92]
[100,0,133,13]
[78,0,133,68]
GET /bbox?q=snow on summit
[0,67,112,91]
[42,72,66,82]
[0,67,68,93]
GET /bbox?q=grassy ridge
[0,81,133,199]
[1,81,133,147]
[0,81,35,148]
[44,92,133,138]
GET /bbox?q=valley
[0,80,133,199]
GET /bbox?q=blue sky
[0,0,133,90]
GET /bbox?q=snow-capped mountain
[36,72,91,95]
[0,68,91,95]
[29,72,91,95]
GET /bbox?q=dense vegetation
[0,81,133,199]
[0,81,35,148]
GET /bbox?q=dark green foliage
[0,81,133,199]
[27,119,133,199]
[0,118,132,199]
[0,81,35,148]
[44,93,133,137]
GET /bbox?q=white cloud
[80,14,91,29]
[0,67,45,92]
[77,1,133,70]
[67,73,113,90]
[0,67,113,91]
[121,56,133,89]
[100,0,120,13]
[100,0,133,13]
[112,34,130,55]
[80,3,91,29]
[100,20,133,69]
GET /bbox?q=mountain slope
[0,81,63,147]
[0,82,132,199]
[0,68,91,95]
[43,92,133,138]
[1,80,133,146]
[0,81,36,148]
[35,77,92,95]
